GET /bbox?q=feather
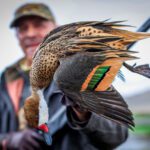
[123,62,150,78]
[63,86,134,129]
[117,70,125,82]
[25,20,150,130]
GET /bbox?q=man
[0,3,128,150]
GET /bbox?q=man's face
[16,16,57,65]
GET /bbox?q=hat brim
[10,12,53,28]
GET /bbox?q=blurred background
[1,0,150,149]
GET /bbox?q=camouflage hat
[10,3,55,28]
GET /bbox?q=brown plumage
[24,92,39,128]
[24,20,150,129]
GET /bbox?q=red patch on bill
[38,124,49,133]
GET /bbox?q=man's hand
[61,95,91,122]
[72,105,91,122]
[3,129,45,150]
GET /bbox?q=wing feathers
[79,87,134,128]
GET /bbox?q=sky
[0,0,150,97]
